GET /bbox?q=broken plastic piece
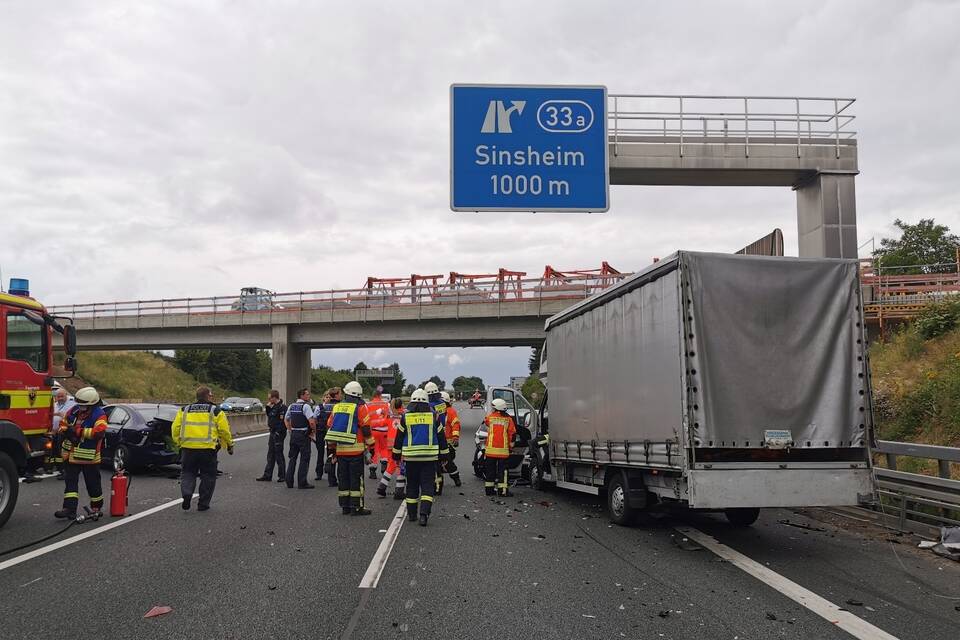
[144,606,173,618]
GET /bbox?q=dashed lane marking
[358,503,407,589]
[677,526,900,640]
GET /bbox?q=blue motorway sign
[450,84,609,212]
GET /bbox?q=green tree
[420,374,446,391]
[875,218,960,274]
[528,342,543,376]
[403,384,416,396]
[452,375,485,398]
[311,365,353,396]
[521,376,545,409]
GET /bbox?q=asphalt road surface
[2,402,958,640]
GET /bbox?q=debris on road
[657,610,671,618]
[144,606,173,618]
[777,519,826,532]
[845,599,864,607]
[463,514,470,520]
[268,584,278,591]
[581,614,596,619]
[765,612,777,620]
[918,526,960,562]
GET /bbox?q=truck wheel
[607,474,634,526]
[724,507,760,527]
[0,452,20,529]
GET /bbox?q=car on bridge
[231,287,279,311]
[220,397,264,413]
[101,403,180,472]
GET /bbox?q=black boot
[54,509,76,519]
[368,466,378,480]
[376,484,387,497]
[394,487,405,501]
[407,503,418,522]
[452,473,462,487]
[485,487,495,496]
[419,513,429,527]
[353,507,373,516]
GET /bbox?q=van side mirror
[65,325,77,356]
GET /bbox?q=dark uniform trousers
[314,426,327,478]
[484,456,509,495]
[337,455,364,509]
[62,463,103,514]
[405,460,436,516]
[262,428,286,480]
[181,448,218,508]
[286,430,312,487]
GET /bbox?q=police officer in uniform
[284,388,317,489]
[393,388,448,526]
[172,386,234,511]
[256,390,287,482]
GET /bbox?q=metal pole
[743,97,749,158]
[796,98,801,158]
[678,96,684,157]
[885,453,897,471]
[613,95,619,157]
[834,98,840,159]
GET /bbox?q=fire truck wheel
[0,452,19,529]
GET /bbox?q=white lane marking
[358,503,407,589]
[18,472,59,484]
[19,576,43,587]
[233,432,270,442]
[677,526,899,640]
[0,496,193,573]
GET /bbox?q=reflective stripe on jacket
[484,411,516,459]
[172,403,233,450]
[325,400,372,456]
[392,405,447,462]
[61,406,107,464]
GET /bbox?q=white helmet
[440,391,451,403]
[411,388,429,403]
[424,382,439,394]
[344,381,363,398]
[75,386,100,406]
[491,398,508,412]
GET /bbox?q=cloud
[3,1,960,381]
[447,354,464,367]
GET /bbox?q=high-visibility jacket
[60,406,108,465]
[367,398,391,434]
[483,411,516,459]
[429,398,447,431]
[325,399,372,456]
[172,402,233,450]
[393,405,448,462]
[444,405,461,441]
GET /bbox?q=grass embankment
[870,319,960,477]
[63,351,268,404]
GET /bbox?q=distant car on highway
[220,397,264,413]
[231,287,279,311]
[101,403,180,472]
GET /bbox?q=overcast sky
[2,1,959,386]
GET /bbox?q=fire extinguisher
[110,468,130,517]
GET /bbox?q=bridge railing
[47,272,631,322]
[864,440,960,531]
[608,94,856,159]
[860,260,960,321]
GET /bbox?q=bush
[913,300,960,340]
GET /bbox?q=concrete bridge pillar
[271,325,311,403]
[796,172,858,259]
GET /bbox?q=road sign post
[450,84,609,212]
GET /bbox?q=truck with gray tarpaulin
[528,251,875,526]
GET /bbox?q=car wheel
[607,474,635,526]
[472,448,485,479]
[724,507,760,527]
[113,445,132,473]
[0,452,20,528]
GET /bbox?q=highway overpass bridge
[50,266,626,400]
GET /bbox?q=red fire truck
[0,278,76,528]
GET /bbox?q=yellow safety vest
[401,411,439,461]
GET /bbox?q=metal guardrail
[47,272,630,324]
[608,94,856,159]
[864,440,960,530]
